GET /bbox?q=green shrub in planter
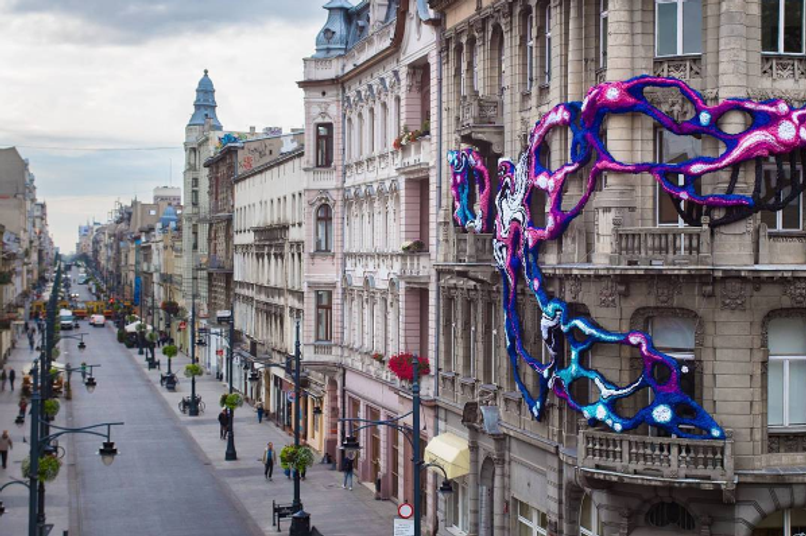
[162,345,178,360]
[22,455,62,482]
[184,364,204,378]
[221,393,243,410]
[147,332,157,343]
[49,367,59,378]
[43,399,60,418]
[279,445,314,473]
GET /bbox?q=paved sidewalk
[0,337,71,536]
[123,332,398,536]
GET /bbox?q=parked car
[89,314,105,327]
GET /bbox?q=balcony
[344,251,431,281]
[451,233,494,264]
[204,254,233,273]
[457,95,504,154]
[611,226,711,266]
[652,56,702,81]
[578,427,734,493]
[761,54,806,81]
[396,138,431,177]
[310,167,335,186]
[253,224,289,244]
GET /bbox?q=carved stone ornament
[567,276,582,302]
[651,277,682,306]
[720,279,746,311]
[783,278,806,306]
[599,279,618,308]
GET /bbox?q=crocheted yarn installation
[453,75,806,439]
[448,148,492,233]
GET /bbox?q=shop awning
[424,432,470,480]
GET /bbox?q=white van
[89,314,105,327]
[59,309,74,330]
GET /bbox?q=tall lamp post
[219,308,237,461]
[188,281,199,416]
[341,356,442,536]
[25,361,123,536]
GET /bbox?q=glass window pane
[651,317,696,350]
[769,317,806,354]
[768,360,784,426]
[789,360,806,424]
[658,189,680,225]
[518,520,533,536]
[762,0,782,52]
[657,2,679,56]
[581,495,592,531]
[682,0,703,54]
[790,508,806,535]
[784,0,804,52]
[782,191,800,229]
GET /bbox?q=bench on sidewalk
[272,500,295,532]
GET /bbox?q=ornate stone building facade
[429,0,806,535]
[300,1,441,532]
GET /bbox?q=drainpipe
[339,80,348,463]
[433,17,444,440]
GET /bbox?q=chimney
[249,126,256,135]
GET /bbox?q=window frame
[315,123,334,168]
[315,203,333,253]
[580,495,603,536]
[768,316,806,427]
[514,498,548,536]
[315,290,333,342]
[762,0,806,55]
[600,0,609,68]
[447,477,469,533]
[525,12,535,91]
[760,159,803,231]
[655,0,703,58]
[544,4,552,85]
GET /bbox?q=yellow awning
[424,432,470,480]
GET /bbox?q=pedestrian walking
[18,398,27,417]
[256,404,264,423]
[262,441,277,481]
[218,409,229,439]
[0,368,6,391]
[28,330,35,351]
[0,430,12,469]
[8,369,15,391]
[342,455,354,490]
[80,362,87,381]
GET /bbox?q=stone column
[493,437,508,536]
[711,0,753,265]
[592,0,636,264]
[467,427,480,536]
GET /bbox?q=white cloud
[0,2,322,252]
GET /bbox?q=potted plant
[371,353,385,364]
[220,393,243,411]
[280,444,314,479]
[117,329,126,344]
[401,239,426,253]
[43,399,60,419]
[388,353,431,382]
[22,455,62,482]
[184,363,204,378]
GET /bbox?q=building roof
[188,69,223,130]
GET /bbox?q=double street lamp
[340,357,448,536]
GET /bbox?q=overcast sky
[0,0,323,252]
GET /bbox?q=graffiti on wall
[450,76,806,438]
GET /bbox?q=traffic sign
[393,518,414,536]
[398,503,414,519]
[179,321,187,331]
[286,391,296,403]
[216,349,224,356]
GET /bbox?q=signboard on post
[393,519,414,536]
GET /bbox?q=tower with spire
[187,69,222,134]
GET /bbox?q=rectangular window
[315,290,332,342]
[763,0,806,54]
[472,41,479,93]
[526,15,534,90]
[315,123,333,167]
[515,498,548,536]
[760,157,803,230]
[458,48,466,97]
[447,478,469,532]
[768,316,806,427]
[656,0,702,57]
[650,316,698,429]
[656,130,702,227]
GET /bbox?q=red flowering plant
[371,353,385,364]
[388,353,430,382]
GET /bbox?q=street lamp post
[222,308,237,461]
[340,356,432,536]
[292,318,302,513]
[189,287,199,417]
[26,362,123,536]
[150,278,156,364]
[138,278,144,356]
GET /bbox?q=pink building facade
[300,1,441,532]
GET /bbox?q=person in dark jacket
[8,369,15,391]
[218,409,229,439]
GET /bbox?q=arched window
[368,108,375,154]
[380,102,389,149]
[467,37,479,93]
[580,495,602,536]
[315,204,333,252]
[522,10,534,91]
[646,502,695,531]
[357,113,365,157]
[346,118,353,161]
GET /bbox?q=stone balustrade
[451,233,495,264]
[611,226,711,266]
[397,137,431,175]
[579,427,734,489]
[344,251,430,280]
